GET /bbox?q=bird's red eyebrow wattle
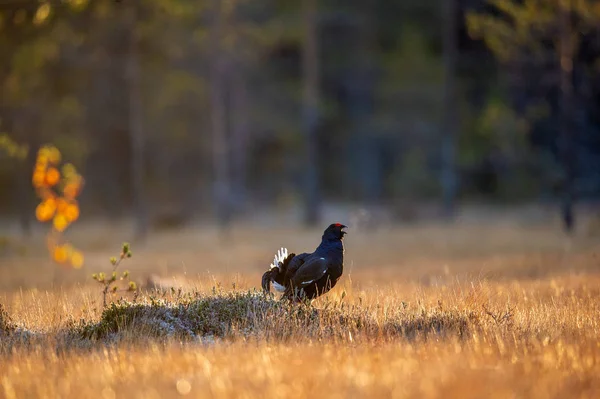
[334,223,342,227]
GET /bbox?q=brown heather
[1,219,600,398]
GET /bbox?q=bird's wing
[278,251,297,275]
[286,252,310,275]
[290,256,328,289]
[283,252,311,285]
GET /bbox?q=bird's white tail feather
[269,247,288,270]
[272,281,286,292]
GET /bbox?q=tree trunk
[559,4,575,233]
[210,0,232,235]
[441,0,459,219]
[127,4,148,242]
[302,0,320,226]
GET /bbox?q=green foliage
[92,242,136,309]
[466,0,600,62]
[4,0,590,209]
[464,0,600,201]
[467,0,553,61]
[460,97,529,166]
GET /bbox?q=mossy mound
[73,290,477,343]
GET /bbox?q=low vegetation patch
[0,303,35,352]
[0,303,15,336]
[61,290,478,345]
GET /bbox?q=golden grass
[1,220,600,398]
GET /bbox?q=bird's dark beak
[341,225,348,236]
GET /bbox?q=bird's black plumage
[261,223,347,301]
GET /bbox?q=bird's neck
[316,238,344,259]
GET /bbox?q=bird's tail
[270,248,289,270]
[262,247,295,294]
[261,270,273,293]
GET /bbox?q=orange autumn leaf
[39,188,56,200]
[35,153,47,165]
[34,162,46,173]
[52,245,68,263]
[32,172,46,187]
[38,146,49,157]
[53,214,69,232]
[45,167,60,186]
[32,144,86,269]
[36,153,49,167]
[47,146,61,164]
[64,203,80,222]
[36,202,55,222]
[63,181,82,199]
[43,197,57,211]
[56,198,69,213]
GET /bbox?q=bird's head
[323,223,348,240]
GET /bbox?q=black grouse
[261,223,347,301]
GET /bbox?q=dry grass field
[1,212,600,398]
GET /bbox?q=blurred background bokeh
[1,0,600,268]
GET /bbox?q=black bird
[261,223,347,301]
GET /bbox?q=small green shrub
[91,242,137,308]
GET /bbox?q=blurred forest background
[1,0,600,243]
